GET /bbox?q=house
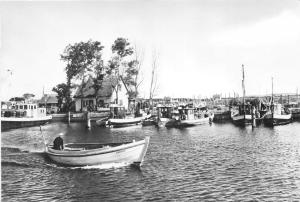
[73,76,129,112]
[38,94,59,114]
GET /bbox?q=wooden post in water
[87,112,91,129]
[68,111,71,124]
[251,105,256,128]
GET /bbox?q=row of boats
[231,65,298,127]
[98,101,297,130]
[231,103,293,127]
[1,98,298,132]
[95,104,214,128]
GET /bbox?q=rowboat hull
[264,114,292,126]
[46,137,150,167]
[1,116,52,131]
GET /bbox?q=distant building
[38,94,59,114]
[73,76,129,112]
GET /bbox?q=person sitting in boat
[53,133,64,150]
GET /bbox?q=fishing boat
[46,137,150,167]
[231,65,252,126]
[154,104,174,127]
[165,105,213,128]
[285,102,300,119]
[1,102,52,131]
[231,104,253,126]
[264,104,292,126]
[212,105,231,122]
[264,78,292,126]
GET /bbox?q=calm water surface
[2,121,300,201]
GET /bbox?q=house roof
[73,76,118,98]
[39,94,58,104]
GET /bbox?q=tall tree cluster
[53,38,142,112]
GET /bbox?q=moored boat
[231,105,253,126]
[264,78,292,126]
[108,117,143,128]
[285,102,300,119]
[46,137,150,167]
[1,102,52,131]
[103,104,149,128]
[264,103,292,126]
[165,105,213,128]
[212,106,231,122]
[154,104,174,127]
[231,65,253,126]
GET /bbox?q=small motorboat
[165,114,214,128]
[107,117,143,128]
[102,104,150,128]
[45,137,150,167]
[165,105,214,128]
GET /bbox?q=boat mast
[242,65,246,115]
[271,77,274,114]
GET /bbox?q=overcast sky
[0,0,300,100]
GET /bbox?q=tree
[149,50,159,107]
[123,44,144,98]
[52,83,69,112]
[60,40,104,111]
[107,38,134,104]
[23,93,35,100]
[92,59,105,108]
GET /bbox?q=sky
[0,0,300,101]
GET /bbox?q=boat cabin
[271,103,290,115]
[156,104,174,119]
[1,103,47,118]
[109,104,126,119]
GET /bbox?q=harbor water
[2,121,300,201]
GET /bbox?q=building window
[20,105,23,109]
[24,105,28,109]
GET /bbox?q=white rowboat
[46,137,150,167]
